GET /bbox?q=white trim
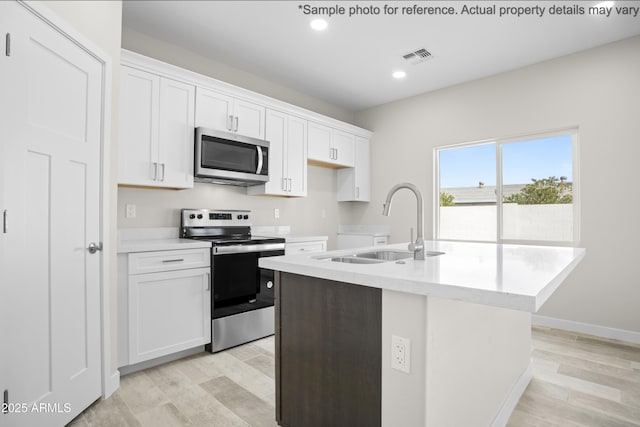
[20,0,117,399]
[104,371,120,399]
[533,315,640,345]
[490,362,532,427]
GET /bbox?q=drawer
[128,248,210,275]
[285,241,326,255]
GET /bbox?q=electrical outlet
[125,204,136,219]
[391,335,411,374]
[274,208,280,219]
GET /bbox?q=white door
[307,121,332,163]
[158,77,195,188]
[233,99,265,139]
[286,116,307,196]
[332,129,356,167]
[118,66,160,186]
[264,109,287,195]
[195,87,233,131]
[1,2,103,426]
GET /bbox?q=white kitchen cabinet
[196,86,265,139]
[308,122,355,167]
[118,65,195,189]
[337,136,371,201]
[118,248,211,367]
[248,109,307,197]
[285,240,327,255]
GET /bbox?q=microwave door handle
[256,146,263,174]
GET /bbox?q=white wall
[41,0,122,373]
[350,36,640,334]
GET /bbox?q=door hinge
[3,389,8,414]
[5,33,10,57]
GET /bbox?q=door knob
[87,242,103,254]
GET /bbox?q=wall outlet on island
[391,335,411,374]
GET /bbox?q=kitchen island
[260,240,585,427]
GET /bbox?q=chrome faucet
[382,182,425,260]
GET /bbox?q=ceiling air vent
[403,48,433,65]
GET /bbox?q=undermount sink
[353,250,414,261]
[316,249,445,264]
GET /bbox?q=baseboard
[532,315,640,345]
[491,362,532,427]
[103,370,120,399]
[119,346,205,376]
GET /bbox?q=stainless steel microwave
[194,127,269,186]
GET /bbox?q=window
[436,130,578,244]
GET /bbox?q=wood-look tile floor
[68,327,640,426]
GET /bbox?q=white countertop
[259,240,586,312]
[117,227,211,253]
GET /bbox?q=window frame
[434,128,580,246]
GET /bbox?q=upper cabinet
[337,136,371,202]
[195,87,265,140]
[248,109,307,197]
[308,122,355,168]
[118,50,372,196]
[118,65,195,189]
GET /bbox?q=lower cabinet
[118,248,211,368]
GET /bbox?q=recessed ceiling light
[392,71,406,79]
[595,1,614,7]
[310,19,328,31]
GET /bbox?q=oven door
[211,244,284,319]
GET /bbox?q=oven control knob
[197,214,203,219]
[189,214,196,219]
[237,214,242,220]
[266,281,274,289]
[243,215,249,220]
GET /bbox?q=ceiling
[122,1,640,111]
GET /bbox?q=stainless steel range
[180,209,285,352]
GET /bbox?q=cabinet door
[129,267,211,364]
[332,129,356,167]
[234,99,265,139]
[195,87,233,131]
[264,109,287,196]
[118,66,160,186]
[158,77,195,189]
[286,115,308,196]
[307,121,332,163]
[354,136,370,201]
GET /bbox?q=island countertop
[259,240,585,312]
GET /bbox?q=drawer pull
[162,258,184,263]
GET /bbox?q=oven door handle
[214,243,285,255]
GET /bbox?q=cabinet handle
[162,258,184,263]
[160,163,166,181]
[227,115,234,131]
[356,186,360,199]
[152,162,158,181]
[330,148,335,160]
[335,148,339,160]
[289,178,292,192]
[282,178,287,191]
[3,209,7,234]
[234,116,239,132]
